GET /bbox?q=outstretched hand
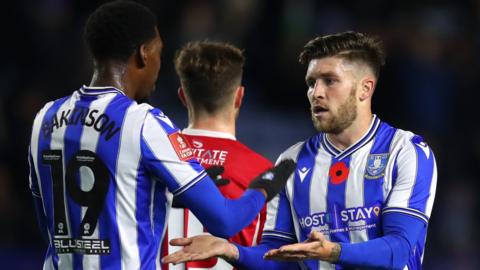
[162,235,238,265]
[263,231,341,263]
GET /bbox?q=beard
[311,86,357,134]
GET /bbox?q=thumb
[308,230,325,241]
[169,237,192,246]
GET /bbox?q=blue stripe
[364,122,397,240]
[149,108,179,135]
[140,138,182,190]
[136,161,155,268]
[152,180,169,267]
[36,96,70,269]
[408,136,435,213]
[382,207,429,224]
[326,156,351,244]
[96,95,132,269]
[293,137,320,270]
[63,95,96,270]
[293,136,319,241]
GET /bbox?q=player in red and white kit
[162,41,272,270]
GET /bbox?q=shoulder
[388,126,435,165]
[277,140,307,162]
[229,140,273,167]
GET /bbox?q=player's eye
[324,77,337,86]
[306,79,316,88]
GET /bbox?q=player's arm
[28,146,48,242]
[265,135,437,269]
[141,109,295,238]
[164,187,301,270]
[173,162,294,238]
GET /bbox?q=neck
[327,110,373,150]
[89,62,136,99]
[188,110,236,137]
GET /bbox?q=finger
[206,166,224,177]
[277,242,319,252]
[163,251,197,264]
[169,237,192,246]
[308,230,324,241]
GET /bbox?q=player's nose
[312,80,326,98]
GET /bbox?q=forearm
[234,238,300,270]
[338,213,425,269]
[177,177,266,238]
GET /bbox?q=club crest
[365,153,389,179]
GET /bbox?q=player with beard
[27,1,295,269]
[163,31,438,270]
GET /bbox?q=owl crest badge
[365,153,389,179]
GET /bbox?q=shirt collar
[182,128,236,140]
[79,85,126,96]
[321,115,381,160]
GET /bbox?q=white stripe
[31,101,55,270]
[382,209,428,224]
[251,214,262,246]
[43,254,54,270]
[262,232,296,240]
[383,206,429,218]
[167,208,184,270]
[309,148,334,270]
[80,94,116,270]
[345,142,372,243]
[171,172,207,196]
[386,132,417,209]
[143,113,204,188]
[383,131,401,201]
[264,142,303,235]
[425,156,437,218]
[50,95,78,269]
[156,188,173,270]
[115,103,147,269]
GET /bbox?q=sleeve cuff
[382,207,429,224]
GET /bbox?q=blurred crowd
[2,0,479,269]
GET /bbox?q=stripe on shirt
[36,96,71,269]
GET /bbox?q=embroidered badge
[365,153,389,179]
[168,132,194,161]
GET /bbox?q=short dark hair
[84,0,157,62]
[299,31,386,77]
[174,41,245,113]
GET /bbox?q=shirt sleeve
[261,187,297,243]
[234,237,301,270]
[140,108,207,196]
[384,135,437,224]
[338,212,426,270]
[29,145,48,241]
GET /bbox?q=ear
[136,44,148,68]
[234,86,244,109]
[359,76,375,101]
[177,87,187,107]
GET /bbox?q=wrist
[221,242,239,263]
[326,242,341,263]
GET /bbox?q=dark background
[1,0,479,269]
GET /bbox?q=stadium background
[2,0,478,269]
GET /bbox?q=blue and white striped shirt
[29,86,208,269]
[263,115,437,270]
